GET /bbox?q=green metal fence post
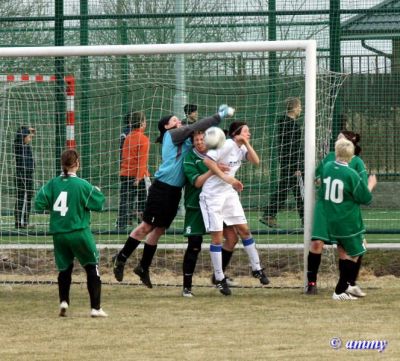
[330,0,342,144]
[80,0,90,179]
[268,0,278,196]
[117,0,129,118]
[54,0,65,173]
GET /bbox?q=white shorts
[199,189,247,232]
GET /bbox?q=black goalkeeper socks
[118,236,141,262]
[140,243,158,270]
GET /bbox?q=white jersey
[201,138,247,196]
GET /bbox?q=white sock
[242,238,261,271]
[210,244,224,281]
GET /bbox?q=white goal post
[1,40,317,285]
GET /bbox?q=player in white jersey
[200,121,269,296]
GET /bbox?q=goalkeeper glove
[218,104,235,119]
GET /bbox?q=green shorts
[331,233,366,257]
[183,208,206,237]
[311,200,336,245]
[53,228,99,271]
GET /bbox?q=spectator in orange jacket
[116,111,150,231]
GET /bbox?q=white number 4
[53,191,68,216]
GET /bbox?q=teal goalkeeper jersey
[320,161,372,239]
[35,174,105,234]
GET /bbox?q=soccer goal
[0,41,345,288]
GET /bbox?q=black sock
[85,264,101,310]
[349,256,362,286]
[183,236,202,289]
[140,243,157,270]
[118,236,141,262]
[222,248,233,272]
[335,259,353,294]
[307,251,322,283]
[58,264,73,304]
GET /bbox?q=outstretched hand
[218,104,235,119]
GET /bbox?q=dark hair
[184,104,197,115]
[125,111,145,129]
[61,149,79,177]
[341,130,362,156]
[156,114,174,143]
[190,130,204,143]
[14,126,30,144]
[228,121,247,138]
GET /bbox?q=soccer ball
[204,127,226,150]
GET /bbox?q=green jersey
[316,152,368,184]
[183,148,208,210]
[35,174,105,234]
[321,161,372,239]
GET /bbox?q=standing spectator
[260,97,304,228]
[200,121,269,296]
[306,131,367,295]
[182,104,198,125]
[320,138,377,300]
[116,111,150,230]
[14,126,36,229]
[119,111,135,159]
[112,105,235,287]
[34,149,107,317]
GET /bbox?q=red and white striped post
[0,74,76,149]
[64,75,76,149]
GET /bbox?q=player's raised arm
[169,104,235,145]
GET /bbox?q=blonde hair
[285,97,301,112]
[335,138,354,163]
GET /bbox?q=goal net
[0,41,345,287]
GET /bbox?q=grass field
[1,280,399,361]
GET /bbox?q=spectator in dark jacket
[14,126,36,228]
[260,97,304,228]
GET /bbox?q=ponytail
[61,149,79,177]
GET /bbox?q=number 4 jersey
[34,174,105,234]
[320,161,372,239]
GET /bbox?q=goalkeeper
[34,149,107,317]
[112,105,235,287]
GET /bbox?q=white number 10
[323,176,344,203]
[53,191,68,216]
